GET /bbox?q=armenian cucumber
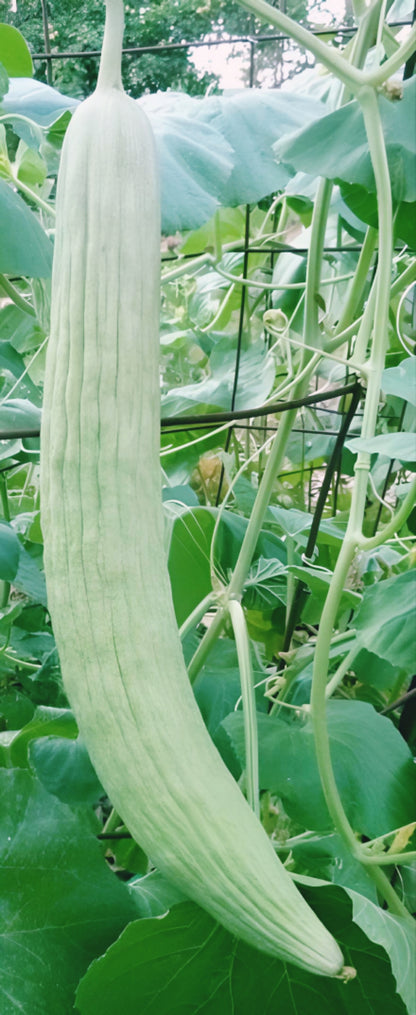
[41,0,345,978]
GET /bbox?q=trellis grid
[1,8,414,523]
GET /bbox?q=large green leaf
[0,705,77,767]
[0,180,52,276]
[29,735,103,805]
[353,570,416,674]
[167,505,215,625]
[274,79,416,202]
[161,339,275,417]
[0,339,42,403]
[12,543,47,604]
[223,701,416,837]
[4,80,325,232]
[192,88,325,206]
[346,432,416,461]
[142,98,234,233]
[339,182,416,245]
[0,768,138,1015]
[382,358,416,406]
[343,888,416,1015]
[0,400,41,447]
[0,520,20,581]
[0,303,44,353]
[1,76,78,124]
[76,889,407,1015]
[0,25,32,77]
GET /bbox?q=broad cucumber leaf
[1,75,78,124]
[289,832,379,903]
[274,79,416,202]
[76,888,407,1015]
[144,107,234,234]
[0,24,32,77]
[346,432,416,461]
[167,505,286,626]
[128,869,187,918]
[191,88,325,206]
[3,80,325,232]
[353,570,416,674]
[0,338,42,403]
[343,888,416,1015]
[382,358,416,406]
[0,179,53,276]
[12,543,47,604]
[1,705,77,767]
[0,303,45,355]
[288,564,361,621]
[29,735,103,805]
[0,768,138,1015]
[0,520,20,580]
[339,181,416,245]
[0,399,41,441]
[223,701,416,837]
[161,339,275,417]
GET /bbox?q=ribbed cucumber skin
[40,79,344,978]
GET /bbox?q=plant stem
[335,227,377,336]
[358,477,416,550]
[11,173,55,218]
[303,178,333,355]
[97,0,124,91]
[179,592,216,642]
[228,407,298,599]
[228,599,260,818]
[308,81,411,914]
[187,607,226,684]
[0,275,36,316]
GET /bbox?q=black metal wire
[30,21,413,63]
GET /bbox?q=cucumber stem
[97,0,124,92]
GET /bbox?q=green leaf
[0,768,138,1015]
[0,397,41,433]
[0,24,33,77]
[223,701,416,837]
[274,79,416,203]
[29,735,103,805]
[143,96,233,233]
[382,358,416,406]
[3,81,326,231]
[289,832,379,903]
[1,705,77,767]
[344,888,416,1015]
[0,520,20,580]
[353,647,403,693]
[167,505,215,625]
[0,338,42,403]
[128,869,187,918]
[15,140,47,187]
[76,889,407,1015]
[0,179,53,276]
[288,564,361,621]
[340,182,416,246]
[2,77,78,126]
[353,571,416,675]
[12,542,47,605]
[0,687,34,730]
[193,640,254,738]
[167,505,286,626]
[161,339,275,417]
[346,432,416,461]
[0,303,44,355]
